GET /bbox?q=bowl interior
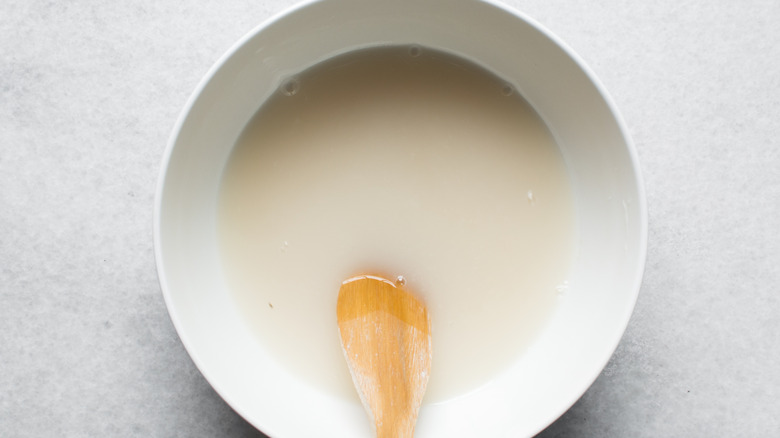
[155,0,646,436]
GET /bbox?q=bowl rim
[154,0,648,435]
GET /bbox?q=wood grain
[337,275,432,438]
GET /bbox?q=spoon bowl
[337,275,432,438]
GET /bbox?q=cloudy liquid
[218,46,575,402]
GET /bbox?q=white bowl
[154,0,647,436]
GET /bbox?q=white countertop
[2,0,778,436]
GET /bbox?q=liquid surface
[218,46,575,402]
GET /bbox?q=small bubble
[501,84,514,96]
[281,78,300,96]
[395,275,406,287]
[556,281,569,295]
[408,45,422,57]
[527,189,535,203]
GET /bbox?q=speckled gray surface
[2,1,778,436]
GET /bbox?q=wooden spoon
[337,275,432,438]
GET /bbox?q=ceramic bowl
[155,0,647,436]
